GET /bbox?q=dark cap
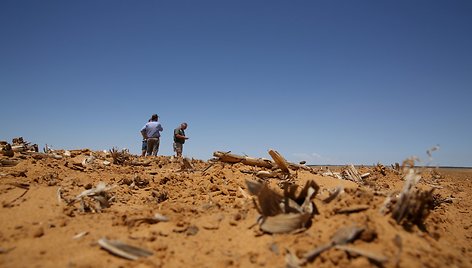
[151,114,158,120]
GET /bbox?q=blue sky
[1,1,471,166]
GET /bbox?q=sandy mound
[0,149,471,267]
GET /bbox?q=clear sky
[1,1,471,167]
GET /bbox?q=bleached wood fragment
[268,149,290,174]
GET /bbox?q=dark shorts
[173,142,183,154]
[141,140,147,151]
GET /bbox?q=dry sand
[0,150,471,267]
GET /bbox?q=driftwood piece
[213,151,317,174]
[268,149,290,174]
[335,204,370,214]
[260,213,311,234]
[0,159,19,167]
[334,245,388,264]
[213,151,273,168]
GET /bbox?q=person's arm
[140,126,148,139]
[175,134,188,139]
[174,130,188,140]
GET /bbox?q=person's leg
[175,143,183,157]
[173,142,178,157]
[146,138,156,156]
[141,140,147,157]
[152,138,160,156]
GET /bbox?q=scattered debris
[0,142,465,267]
[68,182,116,213]
[375,163,387,176]
[10,137,38,153]
[246,179,318,234]
[1,143,14,157]
[180,157,195,171]
[109,147,130,165]
[335,204,370,214]
[298,225,365,265]
[392,168,434,227]
[322,186,343,203]
[342,164,363,183]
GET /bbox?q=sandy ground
[0,150,471,268]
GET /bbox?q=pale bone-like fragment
[260,213,311,234]
[392,168,421,222]
[334,245,388,263]
[302,225,364,263]
[256,170,277,179]
[73,182,115,201]
[72,231,89,239]
[285,248,302,268]
[98,238,153,260]
[323,186,343,203]
[181,157,195,170]
[57,187,62,204]
[246,179,318,234]
[126,213,169,227]
[81,155,95,166]
[300,186,316,214]
[238,187,251,199]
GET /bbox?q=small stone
[186,225,199,236]
[33,227,44,238]
[360,228,377,242]
[233,213,242,221]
